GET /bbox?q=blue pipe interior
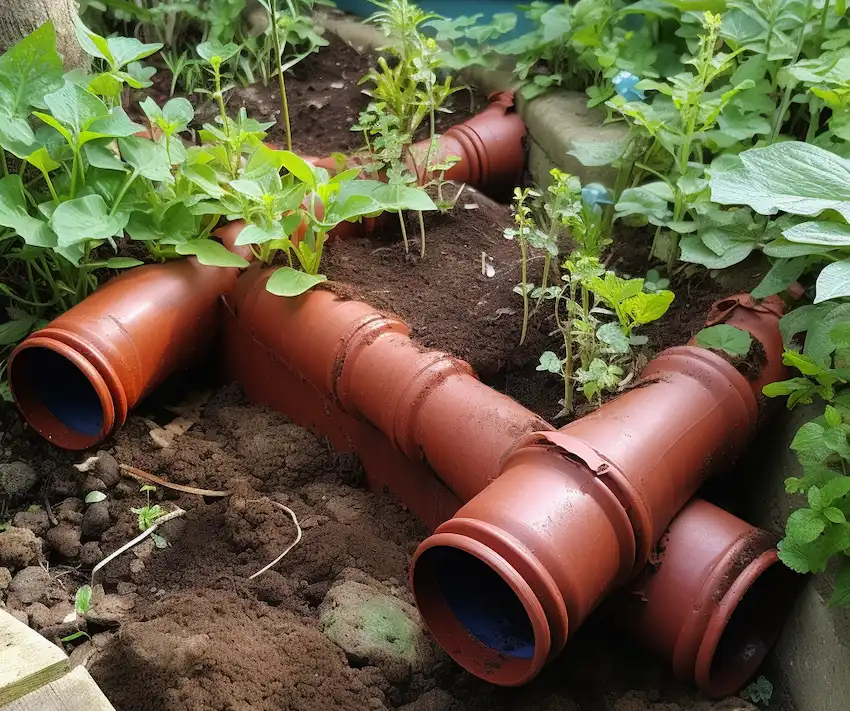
[429,546,535,659]
[21,348,104,435]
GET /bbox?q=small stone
[112,482,137,499]
[8,607,28,625]
[116,582,137,596]
[0,461,38,497]
[0,526,41,570]
[94,451,120,487]
[27,602,51,630]
[69,640,94,667]
[319,580,438,683]
[56,498,84,515]
[79,542,103,568]
[81,503,111,540]
[0,567,12,592]
[129,559,145,575]
[85,593,136,628]
[46,524,82,559]
[58,510,83,526]
[82,476,107,495]
[12,509,50,537]
[9,566,52,604]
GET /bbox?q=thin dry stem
[247,499,303,580]
[120,463,231,498]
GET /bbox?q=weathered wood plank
[0,609,70,705]
[2,665,115,711]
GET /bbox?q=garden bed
[0,386,762,711]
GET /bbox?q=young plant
[131,484,164,531]
[73,18,162,108]
[258,0,293,150]
[504,187,540,346]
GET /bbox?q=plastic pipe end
[411,530,559,686]
[693,550,802,698]
[9,337,117,450]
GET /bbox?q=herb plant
[131,484,164,531]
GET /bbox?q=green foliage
[740,676,774,706]
[74,584,93,615]
[131,484,164,531]
[695,324,753,356]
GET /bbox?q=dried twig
[91,507,186,579]
[247,499,303,580]
[119,464,231,498]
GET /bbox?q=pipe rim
[9,336,116,450]
[411,531,553,686]
[693,549,791,697]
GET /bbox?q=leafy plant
[695,324,753,357]
[74,584,93,615]
[741,675,774,706]
[131,484,164,531]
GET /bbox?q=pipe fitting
[10,258,241,449]
[411,433,637,685]
[611,498,803,698]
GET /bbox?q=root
[246,499,303,580]
[91,507,186,579]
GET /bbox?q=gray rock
[319,579,438,683]
[0,526,41,570]
[46,524,82,559]
[26,602,51,630]
[0,461,38,498]
[58,510,83,526]
[79,541,103,568]
[81,502,111,540]
[399,690,462,711]
[29,599,76,633]
[12,509,50,537]
[82,475,106,495]
[8,607,28,626]
[94,451,121,487]
[0,566,11,593]
[56,497,84,514]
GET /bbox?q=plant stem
[417,210,426,258]
[70,150,80,198]
[770,0,814,143]
[268,0,293,151]
[0,149,7,177]
[397,211,409,253]
[519,239,529,346]
[110,172,138,216]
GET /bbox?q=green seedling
[131,484,164,531]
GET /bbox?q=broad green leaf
[266,267,327,297]
[815,260,850,304]
[118,136,171,181]
[84,491,107,504]
[105,36,163,69]
[234,223,285,246]
[0,316,36,346]
[709,142,850,221]
[567,137,628,167]
[540,4,573,43]
[175,239,249,268]
[372,183,439,212]
[89,108,145,138]
[596,322,631,354]
[197,41,240,64]
[44,83,109,136]
[0,175,56,247]
[751,257,808,299]
[615,184,672,221]
[778,537,812,573]
[537,351,564,374]
[49,195,129,247]
[32,111,72,145]
[680,235,754,269]
[0,22,63,113]
[696,324,753,357]
[105,257,143,269]
[277,150,317,186]
[786,508,826,543]
[162,98,194,128]
[73,17,114,64]
[0,117,37,157]
[24,147,60,174]
[183,164,225,198]
[783,221,850,247]
[832,324,850,349]
[622,290,675,325]
[764,237,835,258]
[74,584,92,615]
[229,179,265,200]
[84,140,127,171]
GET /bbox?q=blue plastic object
[432,546,535,659]
[28,348,104,436]
[332,0,555,40]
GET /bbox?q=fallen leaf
[149,429,173,449]
[163,416,196,436]
[74,456,100,473]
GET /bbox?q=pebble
[0,461,38,497]
[10,566,52,605]
[12,509,50,537]
[81,502,111,540]
[46,524,82,559]
[0,526,42,570]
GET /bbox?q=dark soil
[1,388,764,711]
[323,189,555,382]
[133,34,483,157]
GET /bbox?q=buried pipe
[224,266,796,692]
[9,239,249,450]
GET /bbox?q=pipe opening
[12,346,104,436]
[416,546,535,659]
[700,556,800,696]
